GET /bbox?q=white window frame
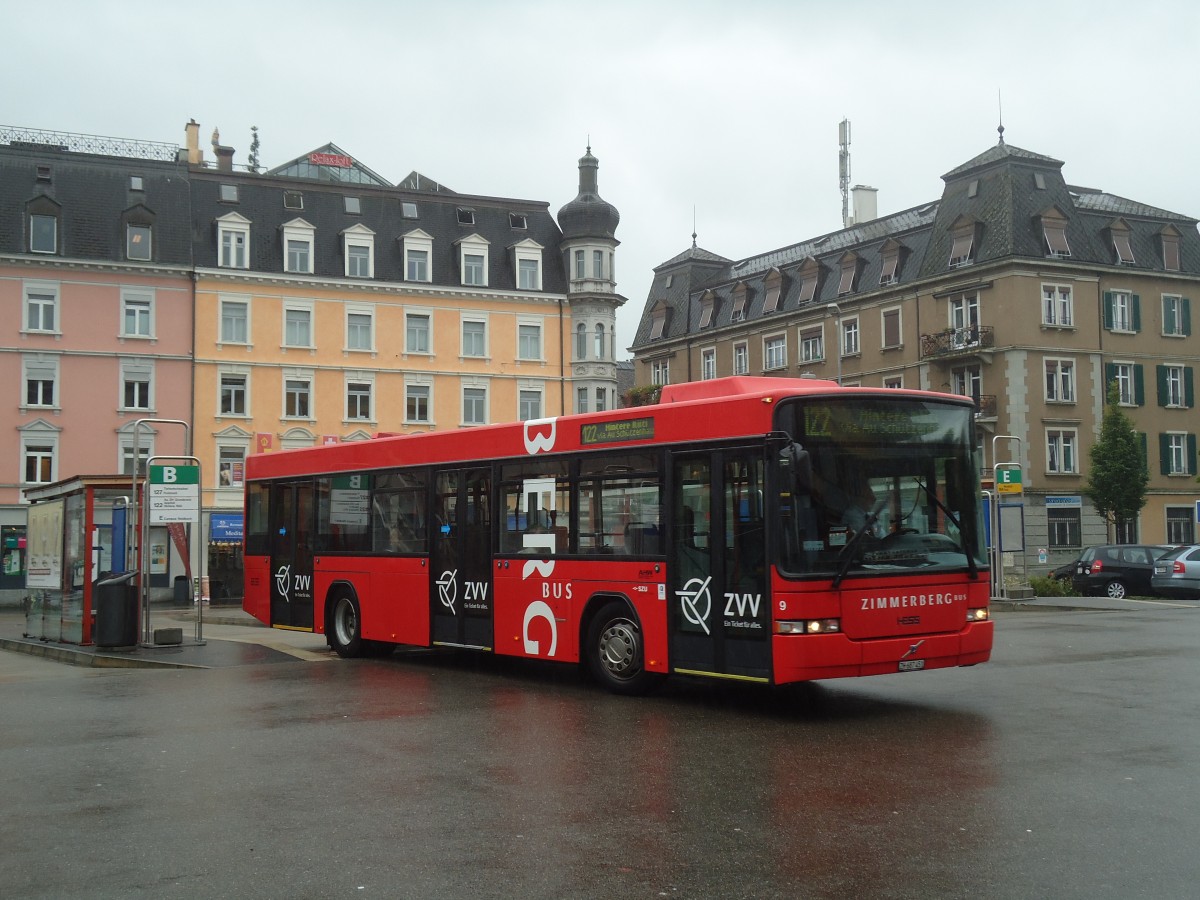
[126,223,152,261]
[405,377,434,425]
[342,223,375,279]
[462,379,489,426]
[1046,429,1078,474]
[950,293,981,344]
[217,443,248,489]
[513,239,544,291]
[283,369,315,420]
[30,214,57,254]
[462,317,488,359]
[216,212,251,269]
[119,358,155,412]
[1042,283,1074,327]
[595,323,607,361]
[22,354,59,410]
[20,422,60,486]
[120,287,155,340]
[1113,361,1136,406]
[1166,433,1190,476]
[118,426,153,477]
[1111,291,1134,333]
[763,334,787,371]
[701,347,716,380]
[575,322,588,360]
[884,375,904,389]
[283,301,315,350]
[650,359,670,386]
[219,294,251,345]
[517,320,544,361]
[577,386,589,415]
[23,281,60,335]
[517,382,544,421]
[1162,294,1187,337]
[345,373,375,424]
[733,342,749,376]
[1165,365,1186,408]
[841,317,860,357]
[218,369,249,417]
[403,229,433,283]
[457,234,490,287]
[1044,357,1076,404]
[800,327,824,363]
[282,218,315,275]
[405,310,432,355]
[345,306,375,353]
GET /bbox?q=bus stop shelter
[23,475,140,646]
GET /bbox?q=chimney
[851,185,878,225]
[184,119,204,165]
[215,144,235,173]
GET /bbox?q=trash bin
[95,571,138,649]
[173,575,190,606]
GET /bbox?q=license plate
[898,659,925,672]
[1154,565,1168,574]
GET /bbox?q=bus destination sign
[580,417,655,446]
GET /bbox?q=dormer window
[948,218,976,268]
[342,223,375,278]
[1161,227,1181,272]
[1041,210,1071,258]
[402,229,434,283]
[837,252,859,296]
[699,290,718,328]
[797,258,821,304]
[457,208,475,226]
[879,239,903,285]
[1111,220,1136,265]
[730,283,748,322]
[30,214,57,254]
[457,234,490,287]
[762,268,783,314]
[216,212,251,269]
[512,239,543,291]
[127,224,152,261]
[509,213,527,229]
[281,219,316,275]
[649,303,670,341]
[283,191,303,210]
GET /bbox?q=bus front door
[430,467,493,650]
[669,449,771,682]
[269,481,315,630]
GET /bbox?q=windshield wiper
[912,478,979,580]
[831,498,887,589]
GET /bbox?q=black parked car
[1050,549,1091,582]
[1071,544,1177,599]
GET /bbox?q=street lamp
[826,303,842,385]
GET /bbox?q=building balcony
[921,326,995,360]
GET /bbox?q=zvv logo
[275,564,292,603]
[436,569,458,614]
[676,576,713,635]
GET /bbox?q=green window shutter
[1187,367,1195,409]
[1139,432,1148,469]
[1159,433,1171,476]
[1183,298,1192,336]
[1134,364,1145,406]
[1103,292,1114,330]
[1131,294,1141,332]
[1190,434,1198,476]
[1157,365,1169,407]
[1105,363,1116,394]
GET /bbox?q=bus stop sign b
[148,465,200,524]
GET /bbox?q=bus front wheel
[586,602,659,696]
[329,594,365,658]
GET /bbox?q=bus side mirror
[779,443,812,493]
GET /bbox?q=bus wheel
[329,594,365,658]
[586,602,658,695]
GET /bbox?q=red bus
[243,376,992,693]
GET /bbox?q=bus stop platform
[0,606,335,669]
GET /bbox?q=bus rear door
[269,480,315,630]
[431,467,493,649]
[669,449,771,683]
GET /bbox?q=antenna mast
[839,118,852,228]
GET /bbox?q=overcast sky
[6,1,1199,358]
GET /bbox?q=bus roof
[245,376,971,481]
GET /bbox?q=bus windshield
[773,396,986,578]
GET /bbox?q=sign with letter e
[148,465,200,524]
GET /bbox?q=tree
[1083,382,1149,538]
[247,126,261,174]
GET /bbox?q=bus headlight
[775,619,841,635]
[965,607,989,622]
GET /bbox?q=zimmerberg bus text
[860,592,966,611]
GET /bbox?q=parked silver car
[1151,545,1200,600]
